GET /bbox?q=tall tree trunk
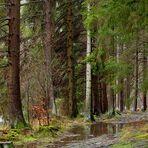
[101,83,108,113]
[142,37,147,111]
[111,88,115,115]
[85,3,91,116]
[125,77,131,110]
[134,41,139,111]
[43,0,56,117]
[116,40,120,110]
[120,79,124,112]
[8,0,26,128]
[66,0,77,117]
[92,74,100,115]
[26,79,30,124]
[99,47,108,113]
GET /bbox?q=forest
[0,0,147,147]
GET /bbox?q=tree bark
[134,41,139,111]
[142,38,147,111]
[85,10,91,113]
[111,88,115,115]
[43,0,56,117]
[66,0,77,117]
[125,77,131,110]
[102,83,108,113]
[85,3,91,115]
[8,0,26,128]
[116,40,120,110]
[92,74,100,115]
[120,79,124,112]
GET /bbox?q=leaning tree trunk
[8,0,26,128]
[43,0,56,118]
[66,0,77,117]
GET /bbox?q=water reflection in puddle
[90,122,124,137]
[15,121,142,148]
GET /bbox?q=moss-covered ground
[0,112,147,147]
[111,121,148,148]
[0,116,89,146]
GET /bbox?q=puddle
[15,121,147,148]
[47,122,124,147]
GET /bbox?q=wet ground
[15,122,135,148]
[15,112,148,148]
[46,122,123,148]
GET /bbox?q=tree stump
[0,141,14,148]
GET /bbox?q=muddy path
[15,112,148,148]
[46,122,121,148]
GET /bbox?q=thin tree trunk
[116,40,120,110]
[43,0,56,117]
[125,77,131,110]
[92,74,100,115]
[142,37,147,111]
[111,88,115,115]
[120,79,124,112]
[134,41,139,111]
[26,80,30,124]
[99,45,108,113]
[102,83,108,113]
[99,81,103,113]
[8,0,26,128]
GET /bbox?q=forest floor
[61,111,148,148]
[46,111,148,148]
[0,111,148,148]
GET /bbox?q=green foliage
[125,97,133,110]
[6,129,20,141]
[38,125,61,137]
[103,57,132,91]
[83,0,147,44]
[135,133,148,140]
[15,121,28,129]
[84,48,98,74]
[39,125,60,132]
[141,77,148,93]
[0,56,8,68]
[84,48,106,75]
[21,23,33,38]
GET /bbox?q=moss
[112,142,135,148]
[39,125,60,132]
[0,134,9,141]
[35,124,62,138]
[19,135,36,143]
[6,129,20,141]
[135,133,148,140]
[0,116,88,146]
[15,120,29,129]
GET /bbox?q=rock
[0,141,15,148]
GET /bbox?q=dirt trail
[15,112,148,148]
[58,112,148,148]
